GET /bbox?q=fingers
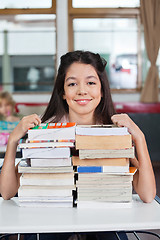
[111,114,129,127]
[21,114,41,131]
[27,114,41,129]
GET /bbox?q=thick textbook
[20,172,74,186]
[22,147,71,159]
[72,156,129,167]
[76,124,129,136]
[18,185,76,197]
[76,135,132,150]
[28,122,76,141]
[79,147,134,159]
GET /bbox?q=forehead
[66,62,98,77]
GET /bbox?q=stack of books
[18,122,76,207]
[74,125,136,208]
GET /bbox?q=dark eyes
[87,81,96,85]
[67,81,96,87]
[68,83,77,87]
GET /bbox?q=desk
[0,195,160,234]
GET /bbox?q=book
[77,173,133,183]
[19,201,73,208]
[77,165,129,173]
[20,172,74,186]
[18,185,76,197]
[18,196,73,208]
[76,200,132,209]
[28,122,76,141]
[19,141,74,149]
[76,135,132,150]
[30,157,72,167]
[77,193,132,202]
[76,124,129,136]
[18,159,73,173]
[18,196,73,201]
[76,167,137,176]
[79,147,134,159]
[72,156,129,166]
[22,147,71,159]
[77,186,132,202]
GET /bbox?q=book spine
[77,166,102,173]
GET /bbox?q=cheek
[92,87,102,99]
[64,89,75,100]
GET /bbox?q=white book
[78,184,132,191]
[76,125,129,136]
[20,176,74,186]
[18,185,76,197]
[28,123,76,141]
[18,196,73,201]
[30,157,72,167]
[77,194,132,202]
[76,201,132,209]
[22,147,70,159]
[19,141,74,149]
[19,201,73,208]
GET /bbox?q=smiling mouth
[75,99,92,105]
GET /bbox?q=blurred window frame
[68,0,142,93]
[0,0,56,93]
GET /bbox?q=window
[72,0,140,8]
[0,0,53,9]
[73,18,139,89]
[12,56,55,92]
[0,14,56,92]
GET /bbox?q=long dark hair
[41,50,116,124]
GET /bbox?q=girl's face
[0,99,13,117]
[63,62,102,121]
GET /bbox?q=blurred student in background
[0,91,20,122]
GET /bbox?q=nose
[77,83,88,95]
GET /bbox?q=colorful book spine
[31,122,76,130]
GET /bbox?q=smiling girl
[0,50,156,240]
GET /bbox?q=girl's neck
[68,112,96,125]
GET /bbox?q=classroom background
[0,0,160,238]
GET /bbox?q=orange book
[72,156,129,167]
[75,135,132,150]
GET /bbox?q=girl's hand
[111,114,144,142]
[9,114,41,143]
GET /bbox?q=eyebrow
[65,77,76,82]
[65,75,98,82]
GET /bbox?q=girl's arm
[111,114,156,203]
[0,114,41,200]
